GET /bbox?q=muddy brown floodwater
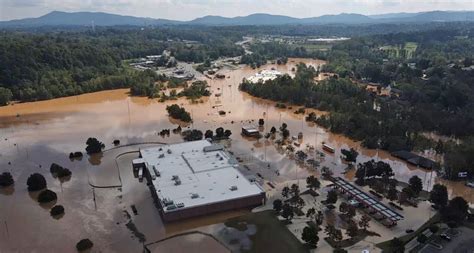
[0,58,472,252]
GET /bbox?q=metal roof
[332,177,404,222]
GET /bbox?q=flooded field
[0,58,472,252]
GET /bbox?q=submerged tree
[85,137,105,154]
[0,172,14,187]
[76,239,93,251]
[38,189,57,203]
[26,173,47,191]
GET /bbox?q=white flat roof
[139,140,264,213]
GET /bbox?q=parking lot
[420,226,474,253]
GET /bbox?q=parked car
[349,199,361,207]
[440,233,451,241]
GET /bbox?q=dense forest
[240,26,474,177]
[0,28,243,103]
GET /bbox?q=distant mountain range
[1,10,473,27]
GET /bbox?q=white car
[349,199,361,206]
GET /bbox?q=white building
[136,140,265,222]
[246,69,282,83]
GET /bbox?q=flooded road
[0,58,472,252]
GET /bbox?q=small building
[242,125,260,137]
[137,140,265,222]
[391,150,436,169]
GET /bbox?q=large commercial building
[133,140,266,222]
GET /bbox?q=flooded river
[0,58,472,252]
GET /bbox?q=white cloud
[0,0,473,21]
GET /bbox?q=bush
[26,173,47,191]
[76,239,93,251]
[429,224,439,233]
[417,234,428,244]
[0,172,14,187]
[50,205,65,216]
[333,249,348,253]
[38,189,57,203]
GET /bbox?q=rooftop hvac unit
[174,179,181,185]
[171,175,178,180]
[163,199,174,206]
[166,204,177,210]
[167,149,172,154]
[191,193,199,199]
[176,203,185,208]
[230,185,238,191]
[158,154,165,158]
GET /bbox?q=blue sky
[0,0,473,21]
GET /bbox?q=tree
[215,127,225,138]
[38,189,57,203]
[441,196,469,223]
[85,137,105,154]
[281,203,294,222]
[282,186,290,199]
[182,129,203,141]
[0,87,13,106]
[258,118,265,126]
[0,172,14,187]
[166,104,192,122]
[358,215,371,231]
[270,126,277,134]
[306,175,321,191]
[401,186,415,201]
[408,175,423,197]
[306,207,316,219]
[326,190,338,205]
[301,225,319,247]
[341,148,359,162]
[325,225,343,243]
[26,173,47,191]
[429,184,448,208]
[389,237,405,253]
[387,186,398,201]
[273,199,283,213]
[224,129,232,138]
[76,239,93,251]
[290,183,300,197]
[204,130,213,139]
[316,211,324,225]
[346,219,359,238]
[50,205,65,216]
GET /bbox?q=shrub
[38,189,57,203]
[0,172,14,187]
[417,234,428,244]
[76,239,93,251]
[26,173,47,191]
[50,205,65,216]
[429,224,439,233]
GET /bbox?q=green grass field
[224,210,308,253]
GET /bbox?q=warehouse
[137,140,266,222]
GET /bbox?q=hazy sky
[1,0,473,21]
